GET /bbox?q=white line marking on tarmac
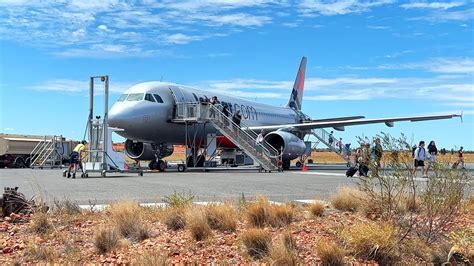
[292,171,347,177]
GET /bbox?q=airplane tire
[295,161,302,168]
[158,160,166,172]
[148,160,157,170]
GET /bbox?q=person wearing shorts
[68,140,86,178]
[412,141,426,177]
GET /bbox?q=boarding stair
[173,103,280,171]
[310,128,352,165]
[30,135,63,168]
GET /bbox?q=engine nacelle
[124,140,174,161]
[264,131,306,160]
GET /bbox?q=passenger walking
[336,138,343,153]
[454,146,465,169]
[209,96,218,118]
[328,131,334,148]
[358,144,370,176]
[371,138,383,176]
[222,105,230,126]
[424,140,437,176]
[412,141,426,177]
[255,130,264,155]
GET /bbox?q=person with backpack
[370,138,383,176]
[412,141,426,177]
[424,140,438,176]
[328,131,334,148]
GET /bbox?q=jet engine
[264,131,306,160]
[124,140,174,160]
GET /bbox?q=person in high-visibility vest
[67,140,87,178]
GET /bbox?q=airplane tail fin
[287,56,307,110]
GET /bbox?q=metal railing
[30,135,63,168]
[312,128,351,164]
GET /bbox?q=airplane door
[169,86,197,119]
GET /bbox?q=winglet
[287,57,307,110]
[460,110,463,123]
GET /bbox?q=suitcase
[359,164,369,176]
[346,166,358,177]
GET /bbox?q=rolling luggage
[346,166,358,177]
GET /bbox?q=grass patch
[52,198,82,215]
[308,202,325,217]
[330,187,364,212]
[162,207,186,230]
[30,212,51,234]
[315,239,345,266]
[268,204,294,227]
[132,250,168,265]
[340,221,398,263]
[108,201,149,241]
[270,232,298,265]
[205,203,237,232]
[185,207,212,241]
[27,242,57,262]
[94,226,119,254]
[246,197,270,228]
[241,228,272,260]
[163,191,195,208]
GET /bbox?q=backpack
[412,146,417,158]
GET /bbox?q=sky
[0,0,473,150]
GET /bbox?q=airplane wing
[248,113,461,132]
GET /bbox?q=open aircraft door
[169,85,199,119]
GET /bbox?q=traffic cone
[302,164,308,171]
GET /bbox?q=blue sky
[0,0,473,150]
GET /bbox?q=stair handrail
[206,104,280,160]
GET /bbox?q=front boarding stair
[173,103,280,172]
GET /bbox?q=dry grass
[26,242,58,262]
[93,226,120,254]
[108,201,149,241]
[315,239,345,266]
[185,207,212,241]
[270,232,298,265]
[246,197,270,228]
[30,212,51,234]
[330,187,364,212]
[241,228,272,260]
[461,196,474,214]
[340,221,398,263]
[308,202,325,217]
[268,204,294,227]
[162,207,187,230]
[205,203,238,232]
[132,250,168,265]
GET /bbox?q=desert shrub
[52,198,82,215]
[315,239,345,266]
[30,212,51,234]
[241,228,272,259]
[94,226,119,254]
[132,250,168,265]
[205,203,237,232]
[185,207,212,241]
[270,232,298,265]
[108,201,149,241]
[246,197,270,227]
[341,221,398,263]
[163,207,186,230]
[461,196,474,214]
[330,187,364,212]
[268,204,294,227]
[162,191,195,208]
[27,243,57,262]
[308,202,325,217]
[448,227,474,263]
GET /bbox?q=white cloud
[163,33,203,44]
[28,79,133,93]
[401,2,465,10]
[411,7,474,22]
[379,57,474,74]
[299,0,394,16]
[4,128,15,131]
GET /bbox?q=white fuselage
[108,82,299,144]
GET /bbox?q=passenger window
[145,94,155,102]
[117,94,127,102]
[126,93,144,101]
[153,94,164,103]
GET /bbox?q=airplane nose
[108,105,125,128]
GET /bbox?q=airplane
[108,57,461,171]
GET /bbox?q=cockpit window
[126,93,144,101]
[117,94,127,102]
[145,93,155,102]
[153,94,164,103]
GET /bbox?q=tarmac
[0,164,472,205]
